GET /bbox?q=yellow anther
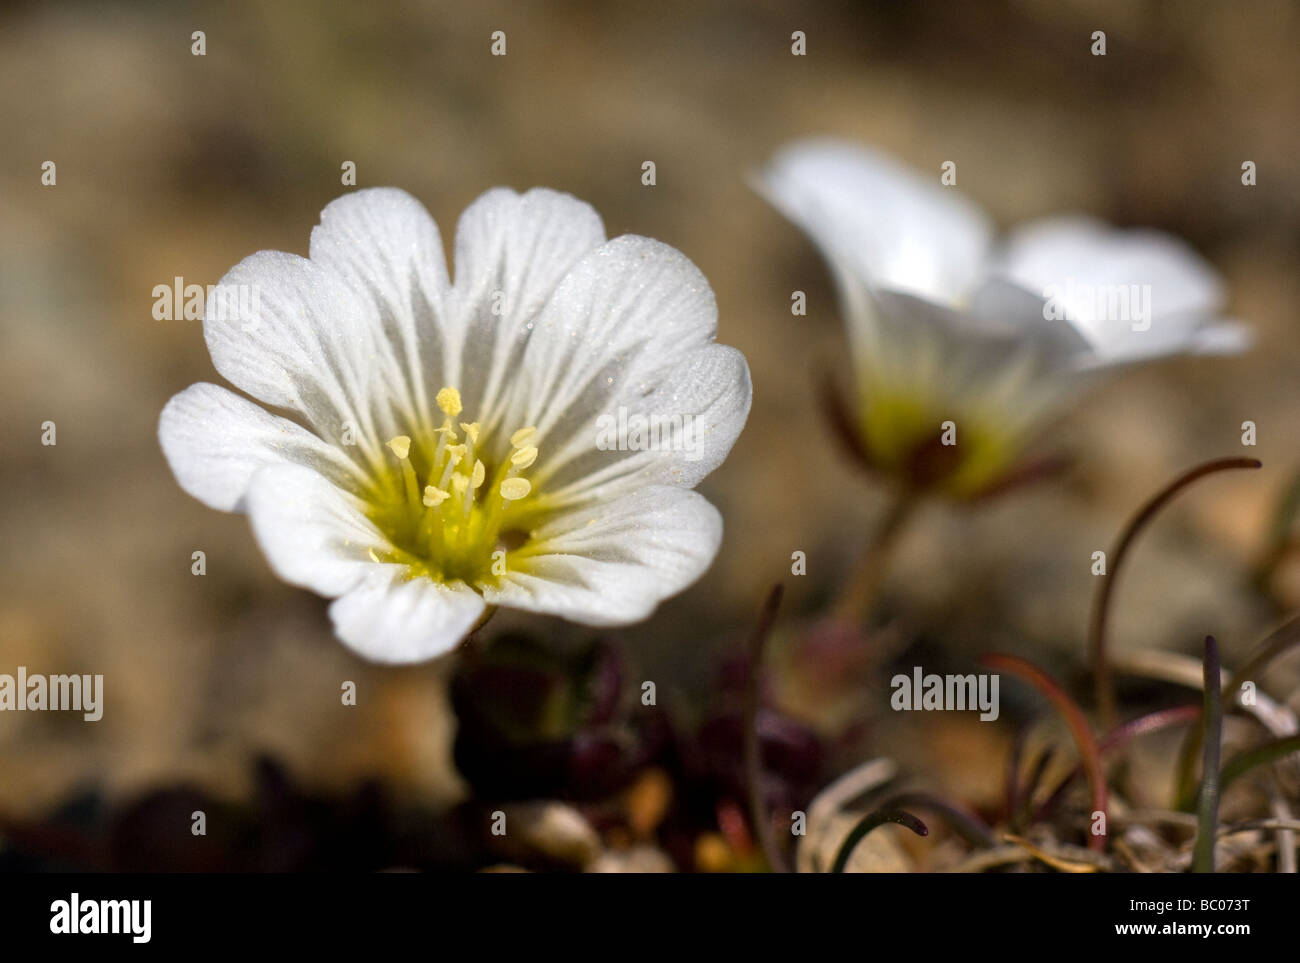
[380,405,545,581]
[500,477,532,501]
[436,387,463,417]
[387,435,412,460]
[510,445,539,470]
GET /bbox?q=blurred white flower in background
[757,139,1249,498]
[160,187,751,662]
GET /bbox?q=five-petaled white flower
[758,139,1249,498]
[160,187,751,662]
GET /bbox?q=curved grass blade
[981,653,1107,851]
[830,809,928,873]
[1228,611,1300,695]
[880,791,996,849]
[1036,705,1201,822]
[1220,734,1300,794]
[1089,457,1261,728]
[1014,746,1057,830]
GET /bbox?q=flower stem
[832,491,919,625]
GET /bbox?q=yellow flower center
[365,386,540,585]
[858,388,1018,498]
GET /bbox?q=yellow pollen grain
[510,445,539,469]
[460,422,481,444]
[423,486,449,507]
[470,459,486,488]
[510,426,538,448]
[436,386,463,417]
[500,477,532,501]
[387,435,411,460]
[446,444,467,465]
[451,475,469,495]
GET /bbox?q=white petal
[993,216,1238,363]
[851,289,1069,446]
[244,463,389,597]
[309,188,452,440]
[1187,321,1253,356]
[757,139,994,306]
[494,235,749,499]
[484,486,722,625]
[202,250,399,464]
[329,567,485,664]
[1071,319,1254,370]
[534,344,752,506]
[965,277,1091,365]
[159,382,367,512]
[448,187,606,421]
[862,289,1047,386]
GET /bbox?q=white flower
[160,187,751,662]
[757,139,1249,497]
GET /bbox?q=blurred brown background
[2,0,1298,825]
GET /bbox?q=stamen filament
[372,388,541,585]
